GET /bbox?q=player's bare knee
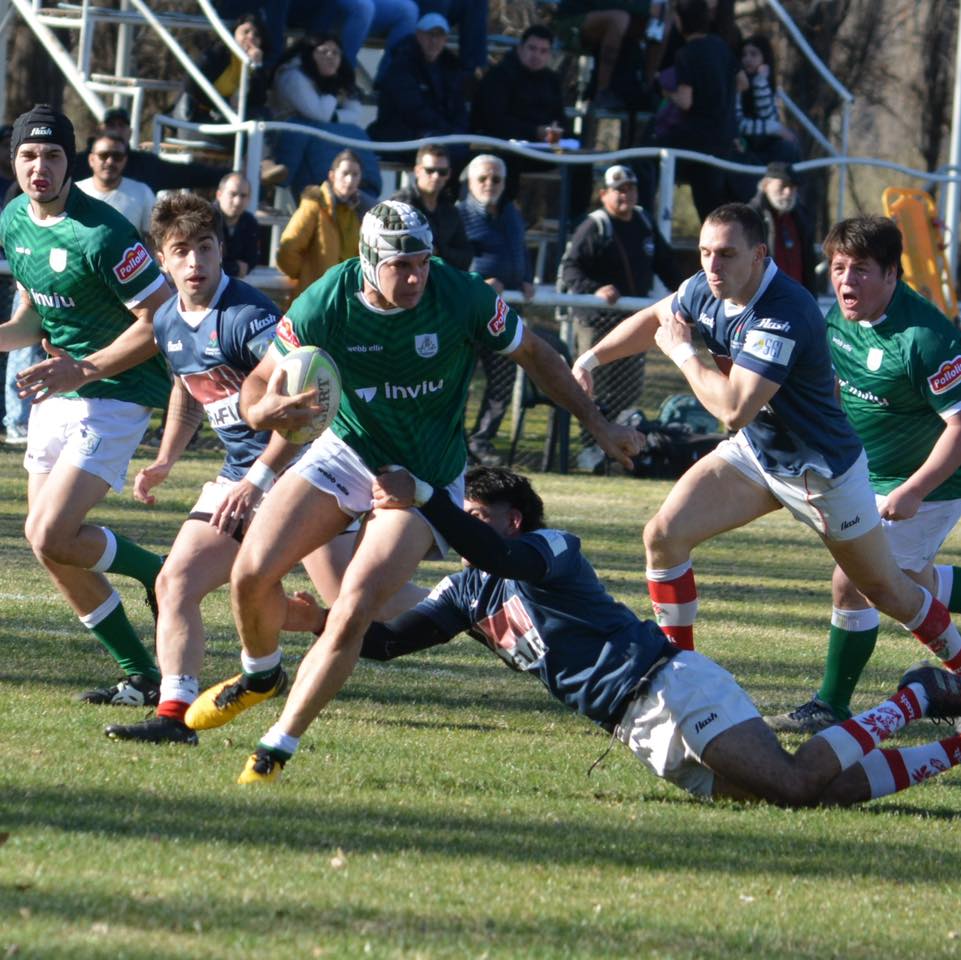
[24,516,76,565]
[155,564,198,608]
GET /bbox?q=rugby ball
[276,345,341,445]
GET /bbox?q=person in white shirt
[76,132,156,240]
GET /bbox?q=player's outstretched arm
[0,291,43,352]
[238,344,323,434]
[373,468,550,580]
[133,378,204,504]
[512,329,642,469]
[16,285,170,400]
[571,294,672,397]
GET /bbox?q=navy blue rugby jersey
[415,528,672,726]
[153,274,279,480]
[673,261,862,478]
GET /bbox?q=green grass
[3,444,961,959]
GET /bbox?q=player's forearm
[153,381,204,468]
[579,304,661,367]
[899,421,961,500]
[674,359,770,430]
[419,489,548,580]
[360,609,453,661]
[257,429,302,474]
[239,367,270,427]
[0,300,43,352]
[77,317,160,383]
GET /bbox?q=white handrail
[126,0,237,125]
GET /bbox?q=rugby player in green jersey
[0,105,172,706]
[770,216,961,732]
[184,200,641,782]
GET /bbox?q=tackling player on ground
[183,200,641,781]
[572,202,961,675]
[242,464,961,806]
[0,105,171,706]
[770,216,961,732]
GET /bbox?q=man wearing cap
[0,104,172,707]
[748,161,817,293]
[182,199,641,782]
[560,164,683,469]
[368,13,469,174]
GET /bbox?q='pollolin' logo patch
[488,296,509,337]
[928,355,961,395]
[112,242,151,283]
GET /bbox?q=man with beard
[748,161,817,294]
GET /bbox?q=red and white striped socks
[815,683,927,771]
[859,735,961,798]
[646,560,698,650]
[904,589,961,671]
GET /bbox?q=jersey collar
[723,258,777,316]
[177,270,229,328]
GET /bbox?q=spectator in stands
[661,0,740,70]
[552,1,657,111]
[80,107,288,194]
[368,13,469,174]
[457,154,534,465]
[271,34,382,200]
[391,143,472,269]
[734,34,799,167]
[306,0,418,68]
[417,0,490,80]
[174,12,270,124]
[648,0,745,219]
[748,161,817,293]
[560,164,683,470]
[276,149,371,297]
[76,132,156,239]
[214,172,260,278]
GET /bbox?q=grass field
[3,441,961,960]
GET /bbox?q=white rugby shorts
[24,396,150,492]
[291,430,465,558]
[715,430,880,541]
[878,496,961,572]
[615,650,760,798]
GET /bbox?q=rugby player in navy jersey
[572,203,961,674]
[240,464,961,805]
[104,193,308,744]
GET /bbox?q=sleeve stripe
[123,272,167,310]
[499,318,526,355]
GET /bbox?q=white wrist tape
[575,349,599,372]
[245,459,277,492]
[670,342,697,369]
[412,477,434,507]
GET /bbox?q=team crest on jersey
[866,347,884,371]
[112,242,150,284]
[48,248,67,272]
[414,333,438,358]
[928,354,961,395]
[488,296,509,336]
[276,316,301,349]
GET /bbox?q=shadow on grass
[3,781,960,880]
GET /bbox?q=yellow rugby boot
[184,669,288,730]
[237,748,285,784]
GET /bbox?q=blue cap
[416,12,450,33]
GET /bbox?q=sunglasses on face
[94,151,126,161]
[421,166,450,176]
[477,175,503,184]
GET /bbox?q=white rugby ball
[277,345,341,444]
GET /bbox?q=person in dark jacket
[392,143,472,270]
[214,172,260,278]
[560,164,682,469]
[747,161,817,294]
[368,13,469,173]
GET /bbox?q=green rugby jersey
[826,281,961,499]
[275,257,523,486]
[0,187,171,408]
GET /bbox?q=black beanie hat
[11,103,76,170]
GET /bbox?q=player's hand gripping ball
[277,346,341,445]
